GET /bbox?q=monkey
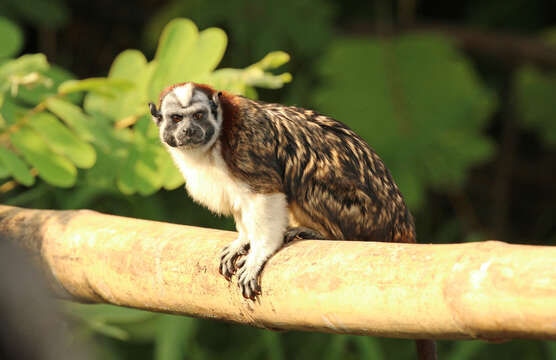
[149,82,436,360]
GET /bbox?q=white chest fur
[166,143,249,216]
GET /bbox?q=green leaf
[148,19,199,101]
[515,66,556,147]
[249,51,290,70]
[0,147,34,185]
[0,97,29,126]
[148,19,227,101]
[187,27,228,79]
[0,17,23,58]
[159,151,184,190]
[84,149,121,189]
[58,77,133,96]
[84,50,155,121]
[205,66,291,94]
[45,97,116,150]
[313,34,496,209]
[16,65,77,106]
[10,126,76,187]
[117,145,164,195]
[0,54,49,82]
[28,112,96,168]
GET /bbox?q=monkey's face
[149,83,221,150]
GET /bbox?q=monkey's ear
[148,102,162,126]
[209,92,221,118]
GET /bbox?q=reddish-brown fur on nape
[218,90,242,164]
[193,83,217,98]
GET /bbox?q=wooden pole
[0,205,554,341]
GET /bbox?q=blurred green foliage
[0,18,291,194]
[313,34,496,208]
[0,0,69,29]
[1,1,556,360]
[515,66,556,147]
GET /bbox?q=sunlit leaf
[10,126,76,187]
[205,60,292,94]
[148,19,227,101]
[84,149,121,190]
[117,145,164,195]
[0,146,34,185]
[0,54,49,82]
[59,78,133,96]
[45,97,116,150]
[0,97,29,126]
[16,65,77,106]
[187,27,227,79]
[249,51,290,70]
[159,151,184,190]
[84,50,155,122]
[28,112,96,168]
[148,18,199,101]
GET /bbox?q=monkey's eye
[192,111,204,121]
[171,114,183,123]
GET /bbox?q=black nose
[183,126,202,141]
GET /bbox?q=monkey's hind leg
[284,226,325,243]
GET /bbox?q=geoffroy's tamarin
[149,82,436,360]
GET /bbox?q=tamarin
[149,82,437,360]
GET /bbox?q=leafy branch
[0,17,292,194]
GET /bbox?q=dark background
[1,0,555,359]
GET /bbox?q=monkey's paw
[219,238,249,281]
[235,255,264,300]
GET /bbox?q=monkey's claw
[236,259,263,300]
[219,241,249,280]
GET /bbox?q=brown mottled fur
[217,89,415,244]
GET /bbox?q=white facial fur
[158,83,222,151]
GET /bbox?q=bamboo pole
[0,205,554,341]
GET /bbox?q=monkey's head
[149,82,222,150]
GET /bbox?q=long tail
[416,339,437,360]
